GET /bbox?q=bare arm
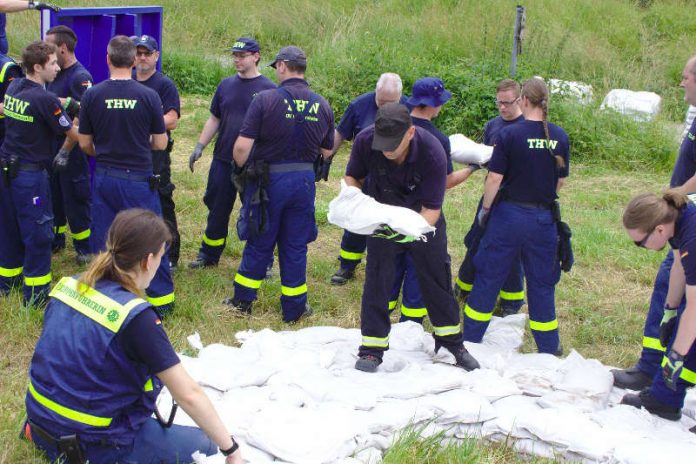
[671,284,696,356]
[330,129,345,156]
[666,251,687,310]
[420,207,441,226]
[321,148,333,160]
[0,0,32,12]
[163,109,179,131]
[481,171,504,209]
[344,175,363,189]
[446,166,477,190]
[233,136,254,167]
[62,126,79,146]
[675,174,696,196]
[198,114,221,147]
[78,133,95,156]
[150,133,168,151]
[557,177,566,192]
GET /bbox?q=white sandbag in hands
[448,133,493,166]
[327,179,435,238]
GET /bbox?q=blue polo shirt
[79,79,165,172]
[1,78,72,164]
[209,74,275,162]
[239,78,334,163]
[336,91,409,141]
[483,114,524,145]
[346,125,447,211]
[488,119,570,205]
[670,202,696,285]
[411,116,453,174]
[670,119,696,188]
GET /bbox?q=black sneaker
[285,303,313,323]
[188,257,217,269]
[435,340,480,371]
[330,267,355,285]
[621,389,681,421]
[355,354,382,373]
[612,366,653,391]
[222,298,253,314]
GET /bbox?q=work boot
[355,354,382,373]
[435,340,480,371]
[612,366,653,391]
[75,254,92,266]
[621,389,681,421]
[330,267,355,285]
[286,303,313,323]
[553,344,564,357]
[188,257,217,269]
[222,297,253,314]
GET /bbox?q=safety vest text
[3,95,33,122]
[527,138,558,150]
[105,99,137,109]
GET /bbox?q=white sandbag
[448,133,493,165]
[511,438,559,459]
[327,180,435,237]
[501,353,564,396]
[388,321,433,352]
[481,395,541,439]
[554,350,613,408]
[482,313,527,351]
[189,343,278,391]
[547,78,593,104]
[600,89,661,122]
[412,389,496,424]
[612,438,696,464]
[459,368,522,401]
[192,438,276,464]
[352,447,383,464]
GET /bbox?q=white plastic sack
[548,78,593,104]
[448,133,492,165]
[600,89,661,122]
[327,180,435,237]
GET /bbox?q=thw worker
[23,209,242,463]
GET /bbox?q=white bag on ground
[448,133,492,165]
[548,78,593,104]
[600,89,661,122]
[327,180,435,237]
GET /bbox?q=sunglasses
[634,227,655,248]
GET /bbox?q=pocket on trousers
[33,214,54,246]
[71,175,91,202]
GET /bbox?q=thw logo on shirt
[105,99,137,109]
[3,95,33,122]
[527,138,558,150]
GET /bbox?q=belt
[504,199,552,210]
[96,167,150,182]
[268,162,313,173]
[25,420,86,464]
[18,163,44,172]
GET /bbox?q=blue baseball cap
[407,77,452,108]
[269,45,307,68]
[231,37,260,53]
[132,34,159,51]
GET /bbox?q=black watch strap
[220,436,238,456]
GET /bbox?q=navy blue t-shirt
[79,79,165,172]
[1,78,72,163]
[483,114,524,145]
[0,57,23,143]
[670,119,696,188]
[346,125,447,210]
[240,78,334,163]
[134,70,181,119]
[48,61,93,102]
[336,91,409,141]
[120,307,180,373]
[412,116,453,174]
[488,119,570,205]
[669,201,696,286]
[210,74,275,161]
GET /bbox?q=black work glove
[372,224,417,244]
[662,349,685,391]
[29,1,60,12]
[659,305,678,347]
[188,142,204,172]
[62,97,80,120]
[52,147,70,172]
[317,155,333,182]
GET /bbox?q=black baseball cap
[372,103,412,152]
[231,37,260,53]
[269,45,307,68]
[132,34,158,51]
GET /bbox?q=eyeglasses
[495,98,519,107]
[136,50,155,57]
[634,227,655,248]
[233,52,252,60]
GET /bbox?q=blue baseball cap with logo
[132,34,159,52]
[269,45,307,68]
[407,77,452,108]
[231,37,260,53]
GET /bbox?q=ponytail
[623,189,686,231]
[541,98,565,170]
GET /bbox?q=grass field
[0,0,694,462]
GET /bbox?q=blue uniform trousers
[359,217,462,358]
[90,168,175,313]
[197,159,238,263]
[29,417,216,464]
[463,202,561,353]
[50,149,92,256]
[0,169,53,305]
[456,197,525,311]
[233,169,317,322]
[389,253,427,323]
[337,180,370,270]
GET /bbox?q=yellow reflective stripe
[49,277,143,333]
[28,381,112,427]
[661,357,696,384]
[362,335,389,348]
[499,289,524,300]
[388,300,397,311]
[54,225,67,234]
[202,234,225,247]
[146,292,175,307]
[0,266,22,277]
[339,249,363,261]
[433,325,461,336]
[455,277,472,291]
[529,319,559,331]
[71,229,91,241]
[401,305,427,317]
[143,378,153,392]
[234,272,262,289]
[25,273,52,286]
[281,283,307,297]
[643,336,666,352]
[0,61,15,82]
[464,304,492,322]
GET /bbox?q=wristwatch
[220,436,239,456]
